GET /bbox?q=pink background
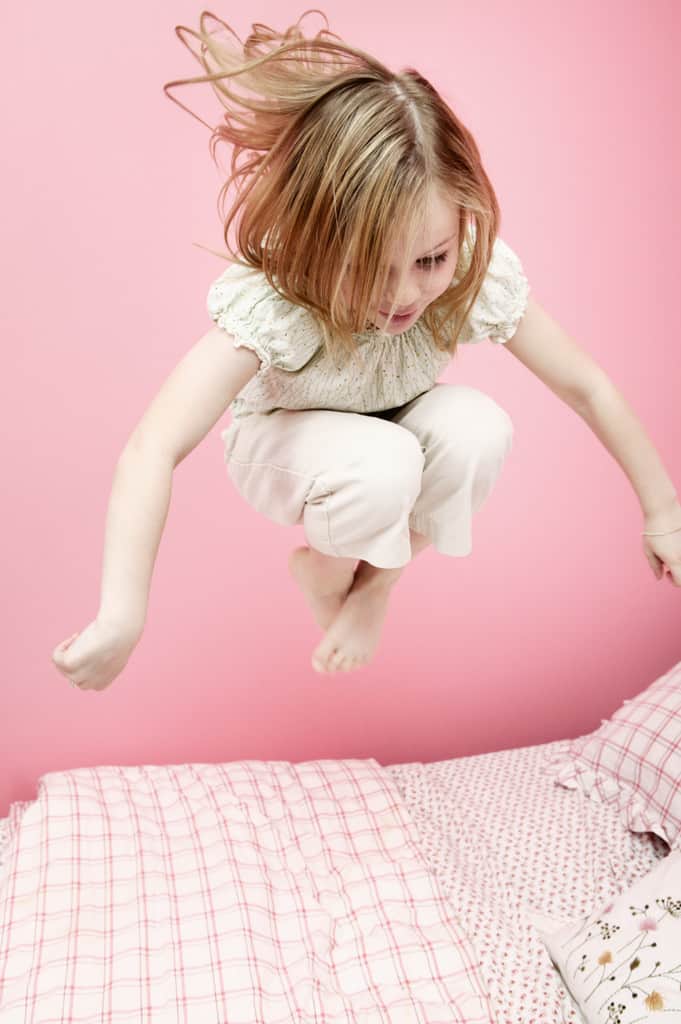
[2,1,679,818]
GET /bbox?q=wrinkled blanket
[0,758,494,1023]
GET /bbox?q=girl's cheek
[435,266,456,296]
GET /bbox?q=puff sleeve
[458,235,531,344]
[206,263,323,371]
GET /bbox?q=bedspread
[0,758,495,1023]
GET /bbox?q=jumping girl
[52,11,681,692]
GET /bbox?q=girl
[52,11,681,692]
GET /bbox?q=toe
[328,648,345,672]
[311,638,333,673]
[311,651,328,673]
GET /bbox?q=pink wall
[2,1,680,818]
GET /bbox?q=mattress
[0,738,668,1023]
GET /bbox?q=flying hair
[162,9,502,367]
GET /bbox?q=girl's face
[344,186,460,334]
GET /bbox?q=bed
[1,722,675,1024]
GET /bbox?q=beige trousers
[221,383,514,569]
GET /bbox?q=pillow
[533,849,681,1023]
[541,658,681,849]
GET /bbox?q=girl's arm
[504,296,679,524]
[52,328,260,691]
[100,327,261,632]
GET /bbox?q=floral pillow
[541,658,681,849]
[534,850,681,1023]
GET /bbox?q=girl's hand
[51,617,141,692]
[642,524,681,587]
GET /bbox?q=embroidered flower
[645,990,664,1011]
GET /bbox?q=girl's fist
[51,617,140,692]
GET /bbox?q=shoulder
[206,263,323,371]
[457,230,531,345]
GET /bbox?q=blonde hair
[163,9,501,367]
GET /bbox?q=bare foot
[288,546,356,631]
[311,579,393,674]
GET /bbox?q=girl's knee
[437,385,514,456]
[305,428,424,515]
[353,429,425,506]
[303,432,424,555]
[364,428,421,483]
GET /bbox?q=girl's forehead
[388,199,460,251]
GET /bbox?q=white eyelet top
[206,234,530,424]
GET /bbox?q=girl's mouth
[379,307,418,325]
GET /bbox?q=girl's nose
[381,297,419,313]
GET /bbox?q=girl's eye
[417,251,449,269]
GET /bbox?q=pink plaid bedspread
[0,758,494,1023]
